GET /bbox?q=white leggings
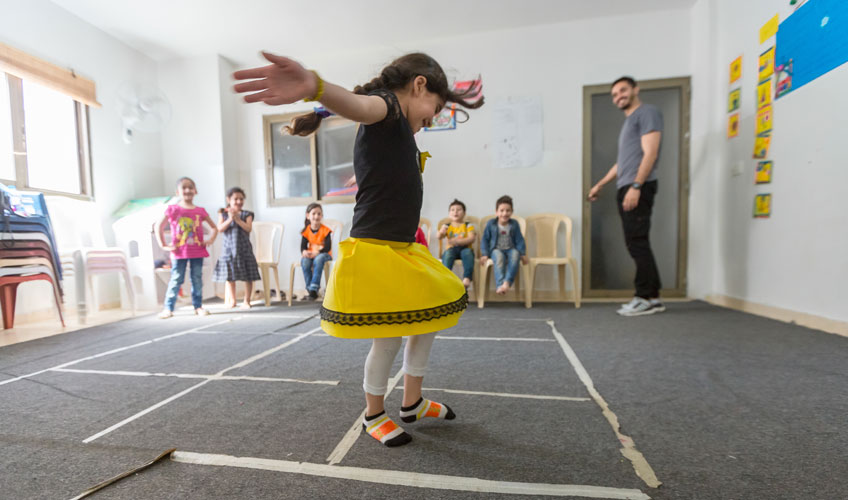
[362,332,437,395]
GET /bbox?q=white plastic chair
[45,196,135,317]
[524,213,581,309]
[252,221,284,307]
[288,218,343,305]
[477,215,528,308]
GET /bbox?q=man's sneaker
[649,298,666,313]
[616,297,642,314]
[617,297,656,316]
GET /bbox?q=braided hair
[286,53,483,136]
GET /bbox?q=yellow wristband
[304,70,324,102]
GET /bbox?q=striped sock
[362,411,412,447]
[399,397,456,423]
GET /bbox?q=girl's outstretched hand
[233,52,317,105]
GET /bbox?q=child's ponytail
[283,53,485,137]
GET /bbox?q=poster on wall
[753,135,772,159]
[776,0,848,98]
[727,113,740,138]
[755,160,773,184]
[754,193,772,218]
[755,105,773,137]
[757,79,773,108]
[758,47,776,82]
[728,88,741,112]
[729,56,743,84]
[491,96,543,169]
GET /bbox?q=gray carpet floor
[1,301,845,499]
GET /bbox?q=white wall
[158,55,226,210]
[0,0,164,319]
[688,0,848,323]
[236,8,693,293]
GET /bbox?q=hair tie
[314,106,333,118]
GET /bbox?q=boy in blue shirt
[480,195,528,295]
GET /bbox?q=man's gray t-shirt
[616,103,663,188]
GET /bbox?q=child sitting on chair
[480,195,528,295]
[437,199,476,290]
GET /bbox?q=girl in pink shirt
[156,177,218,318]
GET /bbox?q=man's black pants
[616,180,661,299]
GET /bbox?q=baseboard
[705,294,848,337]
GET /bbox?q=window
[0,58,94,198]
[0,76,15,181]
[264,113,357,206]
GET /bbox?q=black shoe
[308,289,318,300]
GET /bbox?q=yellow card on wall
[754,193,772,218]
[759,14,779,43]
[757,79,773,109]
[758,47,775,82]
[728,88,741,112]
[753,135,771,159]
[729,56,743,84]
[728,113,740,138]
[756,160,773,184]
[755,105,773,137]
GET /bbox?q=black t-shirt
[349,90,422,243]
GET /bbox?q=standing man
[588,76,664,316]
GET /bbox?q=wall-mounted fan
[117,82,172,144]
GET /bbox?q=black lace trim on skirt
[320,293,468,326]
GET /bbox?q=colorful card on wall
[760,14,780,43]
[727,113,740,138]
[759,47,776,81]
[728,88,741,112]
[775,59,793,99]
[755,160,773,184]
[755,105,773,136]
[753,135,772,158]
[757,79,773,108]
[423,104,456,131]
[754,193,772,218]
[729,56,743,83]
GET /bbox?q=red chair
[0,272,65,329]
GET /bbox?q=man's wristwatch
[630,182,642,190]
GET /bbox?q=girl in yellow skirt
[234,52,483,447]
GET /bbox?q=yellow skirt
[320,238,467,339]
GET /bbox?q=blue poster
[775,0,848,98]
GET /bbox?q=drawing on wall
[423,104,456,131]
[775,59,793,98]
[727,113,740,138]
[753,135,772,159]
[728,88,741,112]
[754,193,772,218]
[776,0,848,97]
[759,46,776,82]
[757,79,773,108]
[755,105,773,137]
[729,56,743,83]
[755,160,773,184]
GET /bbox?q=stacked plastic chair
[0,184,65,329]
[45,196,135,322]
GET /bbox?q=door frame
[581,76,691,299]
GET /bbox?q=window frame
[263,112,357,207]
[3,73,93,200]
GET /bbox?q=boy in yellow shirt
[437,199,476,289]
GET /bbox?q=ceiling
[51,0,696,66]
